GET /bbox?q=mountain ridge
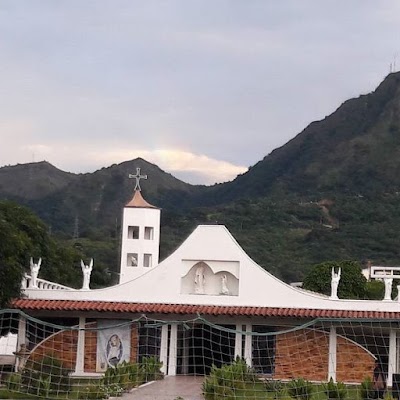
[204,71,400,203]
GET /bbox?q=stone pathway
[123,376,204,400]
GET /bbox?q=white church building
[10,169,400,386]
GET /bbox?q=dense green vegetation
[302,260,394,299]
[3,356,163,399]
[6,169,400,284]
[160,193,400,282]
[202,359,388,400]
[0,201,113,306]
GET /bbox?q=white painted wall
[119,206,160,283]
[24,224,400,314]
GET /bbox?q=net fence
[0,309,397,399]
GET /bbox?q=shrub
[141,356,164,381]
[202,357,259,400]
[287,378,313,400]
[22,354,71,395]
[76,384,109,400]
[202,368,235,400]
[106,383,124,397]
[37,375,51,398]
[5,373,21,391]
[324,378,347,399]
[360,376,375,400]
[383,394,396,400]
[264,379,284,399]
[103,363,130,389]
[101,357,163,395]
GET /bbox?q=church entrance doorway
[177,323,235,375]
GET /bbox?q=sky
[1,1,400,185]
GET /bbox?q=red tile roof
[125,190,158,208]
[11,299,400,320]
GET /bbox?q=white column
[17,316,26,348]
[168,323,178,376]
[15,316,27,372]
[74,317,86,374]
[328,326,337,382]
[244,324,252,367]
[159,325,169,375]
[182,330,190,375]
[234,323,243,359]
[388,329,397,387]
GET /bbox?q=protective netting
[0,309,396,399]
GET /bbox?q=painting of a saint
[106,334,123,367]
[96,320,131,372]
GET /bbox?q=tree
[302,260,367,299]
[0,201,48,307]
[0,201,114,308]
[365,280,385,300]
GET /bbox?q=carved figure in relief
[221,274,229,295]
[29,257,41,288]
[81,258,93,290]
[330,267,341,299]
[194,265,205,294]
[130,255,138,266]
[384,278,393,301]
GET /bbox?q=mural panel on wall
[96,320,131,372]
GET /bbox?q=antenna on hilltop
[391,52,399,73]
[73,215,80,239]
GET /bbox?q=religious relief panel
[181,261,239,296]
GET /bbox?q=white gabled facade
[22,223,400,313]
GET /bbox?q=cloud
[1,1,400,185]
[7,139,246,184]
[82,147,247,185]
[146,149,248,184]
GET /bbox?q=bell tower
[119,168,160,284]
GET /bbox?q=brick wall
[28,330,78,371]
[274,328,374,383]
[336,336,375,382]
[274,329,329,381]
[84,326,97,372]
[27,321,139,373]
[130,324,139,363]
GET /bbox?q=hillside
[0,158,201,235]
[205,71,400,203]
[0,161,77,200]
[3,72,400,282]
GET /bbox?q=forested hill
[3,72,400,282]
[204,71,400,203]
[0,161,77,199]
[0,158,202,234]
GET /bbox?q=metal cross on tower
[129,168,148,191]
